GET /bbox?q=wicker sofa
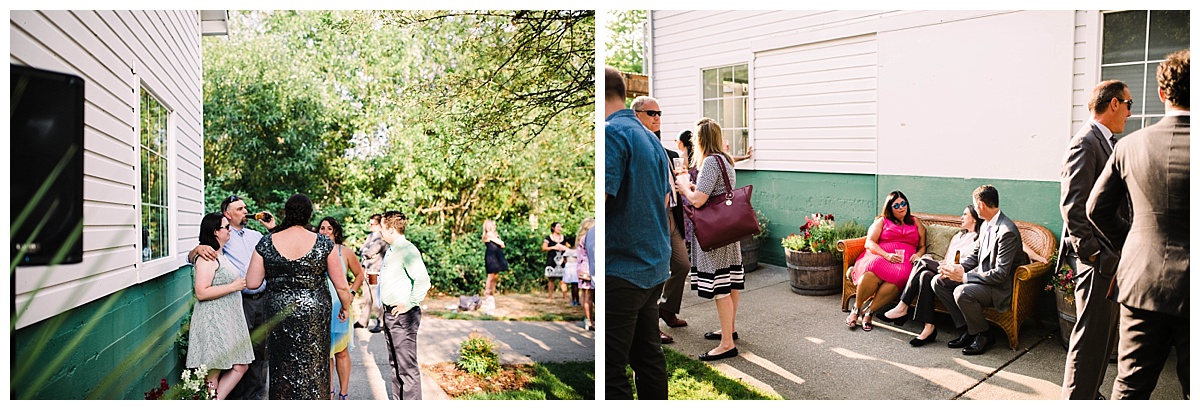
[836,212,1056,350]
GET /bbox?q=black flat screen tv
[11,64,85,266]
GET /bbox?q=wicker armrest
[837,237,867,272]
[1014,261,1050,282]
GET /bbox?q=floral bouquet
[781,214,865,258]
[144,365,214,400]
[1045,262,1076,304]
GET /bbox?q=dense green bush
[456,332,501,376]
[406,219,586,296]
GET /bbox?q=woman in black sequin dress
[247,194,353,399]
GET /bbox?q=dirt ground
[422,291,591,320]
[422,362,534,398]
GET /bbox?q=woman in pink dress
[847,190,926,331]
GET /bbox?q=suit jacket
[664,147,685,235]
[1087,115,1190,317]
[960,210,1029,313]
[1059,122,1127,263]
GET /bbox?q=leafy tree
[605,10,646,74]
[201,10,594,294]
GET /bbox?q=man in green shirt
[377,210,431,400]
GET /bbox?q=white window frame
[698,61,754,166]
[137,84,177,277]
[1099,10,1190,135]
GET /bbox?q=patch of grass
[626,347,782,400]
[456,361,594,400]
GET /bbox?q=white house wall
[876,10,1074,181]
[10,10,204,329]
[650,10,1081,182]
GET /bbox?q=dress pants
[898,259,940,324]
[606,276,668,400]
[228,293,268,400]
[933,275,997,335]
[1061,253,1120,399]
[659,211,691,314]
[1112,305,1190,400]
[382,305,422,400]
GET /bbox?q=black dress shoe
[962,332,996,355]
[698,347,739,361]
[909,328,938,347]
[703,331,738,340]
[947,331,973,349]
[369,325,382,333]
[879,312,909,327]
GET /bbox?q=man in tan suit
[1088,49,1189,400]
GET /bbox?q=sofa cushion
[923,224,961,262]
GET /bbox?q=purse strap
[707,154,735,200]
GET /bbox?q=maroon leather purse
[683,155,760,251]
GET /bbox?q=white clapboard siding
[753,34,878,174]
[1071,10,1100,136]
[11,10,206,329]
[651,10,1075,181]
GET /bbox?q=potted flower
[1045,251,1076,349]
[739,210,770,272]
[781,214,865,295]
[144,365,215,400]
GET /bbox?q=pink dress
[851,218,920,287]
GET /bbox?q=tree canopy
[202,10,595,293]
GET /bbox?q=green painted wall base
[737,170,1061,267]
[10,266,195,399]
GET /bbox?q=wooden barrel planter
[785,248,840,295]
[740,237,759,272]
[1055,287,1077,349]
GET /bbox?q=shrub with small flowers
[144,365,215,400]
[1045,258,1076,305]
[781,214,866,259]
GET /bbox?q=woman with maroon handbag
[673,118,745,362]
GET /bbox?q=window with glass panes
[140,89,170,261]
[1101,10,1189,136]
[701,64,750,157]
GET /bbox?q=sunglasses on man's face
[892,201,908,210]
[636,110,662,117]
[1119,99,1133,110]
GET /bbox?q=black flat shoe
[879,312,909,327]
[703,331,738,340]
[698,347,739,361]
[909,328,938,347]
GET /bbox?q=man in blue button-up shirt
[188,195,275,399]
[603,66,671,400]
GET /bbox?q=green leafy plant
[456,331,502,376]
[753,210,771,240]
[781,214,865,259]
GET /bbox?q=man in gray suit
[1088,49,1189,400]
[934,185,1028,356]
[1059,79,1134,400]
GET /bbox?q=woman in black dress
[541,222,571,300]
[482,219,508,297]
[246,194,353,399]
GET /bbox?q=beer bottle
[954,250,961,264]
[252,212,273,223]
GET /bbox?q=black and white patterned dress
[687,155,744,299]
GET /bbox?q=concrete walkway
[660,263,1185,400]
[338,316,595,400]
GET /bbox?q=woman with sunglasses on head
[186,212,254,399]
[847,191,926,331]
[317,217,366,399]
[878,204,983,346]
